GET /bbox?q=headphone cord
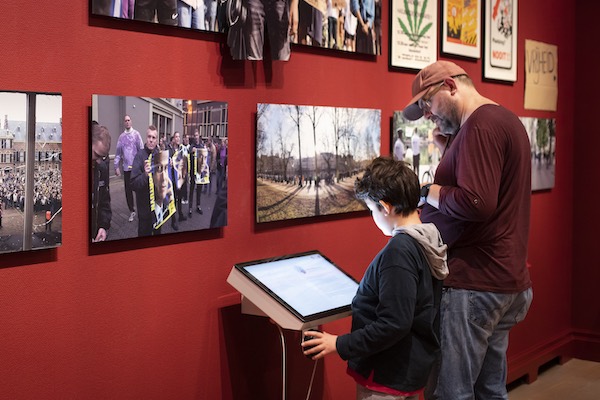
[305,358,319,400]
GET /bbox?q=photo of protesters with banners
[91,95,228,243]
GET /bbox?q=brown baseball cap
[403,60,467,121]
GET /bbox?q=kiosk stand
[227,251,359,400]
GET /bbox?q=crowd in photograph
[0,167,62,217]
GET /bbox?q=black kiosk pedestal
[227,250,359,399]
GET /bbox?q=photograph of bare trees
[256,103,380,223]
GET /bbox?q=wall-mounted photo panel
[0,91,62,254]
[91,0,223,33]
[519,116,555,191]
[225,0,383,60]
[91,95,228,242]
[391,111,438,184]
[256,103,380,223]
[295,0,382,55]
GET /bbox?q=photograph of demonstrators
[256,103,380,223]
[519,116,556,191]
[91,0,225,33]
[0,91,62,254]
[391,111,438,184]
[91,95,228,242]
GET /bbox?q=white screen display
[243,253,359,318]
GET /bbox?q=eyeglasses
[418,81,445,114]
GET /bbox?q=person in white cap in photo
[403,60,533,400]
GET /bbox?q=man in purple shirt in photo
[114,115,144,223]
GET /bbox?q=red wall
[0,1,590,399]
[573,1,600,361]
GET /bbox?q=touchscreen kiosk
[227,251,359,331]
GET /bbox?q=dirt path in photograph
[256,178,365,222]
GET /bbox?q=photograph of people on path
[256,103,380,223]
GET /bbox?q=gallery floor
[508,358,600,400]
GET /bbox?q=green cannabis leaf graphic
[398,0,432,46]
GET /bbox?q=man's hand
[115,167,121,176]
[93,228,107,242]
[432,127,450,154]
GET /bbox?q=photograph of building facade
[0,92,62,254]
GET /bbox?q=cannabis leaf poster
[390,0,438,70]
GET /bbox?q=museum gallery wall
[0,1,593,400]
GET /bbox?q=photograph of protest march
[91,95,228,243]
[391,111,438,184]
[519,116,556,191]
[0,91,62,254]
[256,103,380,223]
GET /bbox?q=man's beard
[432,102,460,135]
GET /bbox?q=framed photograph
[90,0,223,33]
[91,95,228,243]
[294,0,382,55]
[519,116,556,191]
[390,0,437,70]
[442,0,481,58]
[256,103,381,223]
[484,0,518,81]
[0,91,62,254]
[391,111,438,183]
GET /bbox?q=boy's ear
[378,200,393,215]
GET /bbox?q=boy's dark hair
[354,157,420,217]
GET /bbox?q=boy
[302,157,448,400]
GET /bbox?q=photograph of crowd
[91,0,382,59]
[91,95,228,242]
[391,111,438,184]
[256,103,380,223]
[519,116,556,191]
[0,91,62,254]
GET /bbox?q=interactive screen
[235,251,359,322]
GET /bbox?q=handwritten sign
[524,39,558,111]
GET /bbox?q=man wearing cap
[403,60,533,400]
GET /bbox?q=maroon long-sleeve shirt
[421,104,532,293]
